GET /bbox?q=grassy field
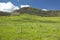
[0,14,60,40]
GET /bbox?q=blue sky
[0,0,60,10]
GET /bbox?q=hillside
[0,7,60,16]
[19,7,60,16]
[0,11,11,16]
[0,14,60,40]
[0,7,60,40]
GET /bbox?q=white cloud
[20,5,30,8]
[14,6,19,10]
[0,2,19,12]
[42,9,48,11]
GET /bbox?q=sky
[0,0,60,10]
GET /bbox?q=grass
[0,14,60,40]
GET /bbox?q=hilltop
[0,7,60,16]
[19,7,60,16]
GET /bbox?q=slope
[0,14,60,40]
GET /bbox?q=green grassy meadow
[0,14,60,40]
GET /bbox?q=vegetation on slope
[0,14,60,40]
[0,7,60,16]
[19,7,60,16]
[0,11,11,16]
